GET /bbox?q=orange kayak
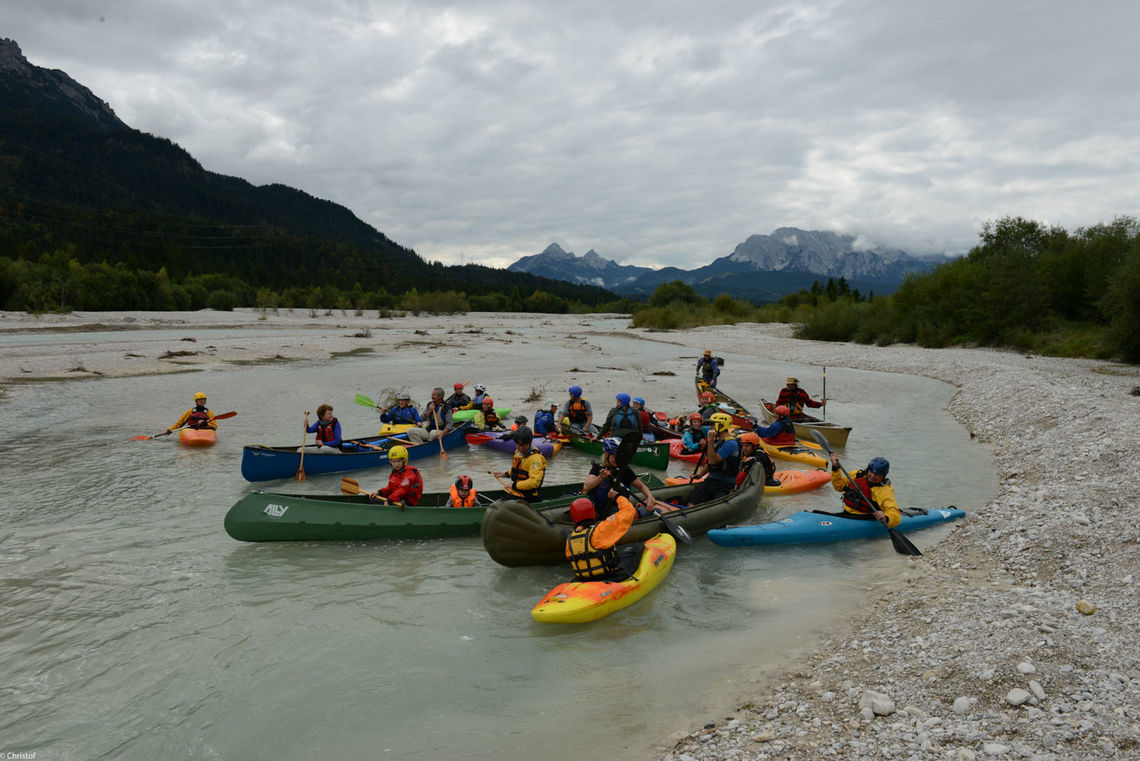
[179,428,218,448]
[666,468,830,496]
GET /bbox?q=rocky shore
[656,326,1140,761]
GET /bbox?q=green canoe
[564,434,670,470]
[224,474,666,542]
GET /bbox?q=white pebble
[1029,680,1046,700]
[1017,661,1036,674]
[1006,688,1032,706]
[952,696,975,715]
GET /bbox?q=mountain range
[509,231,946,301]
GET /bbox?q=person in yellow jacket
[565,492,644,582]
[492,426,546,502]
[828,453,901,528]
[167,392,216,433]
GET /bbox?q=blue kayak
[707,507,965,546]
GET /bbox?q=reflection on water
[0,326,995,761]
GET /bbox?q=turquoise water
[0,325,996,760]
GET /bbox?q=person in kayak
[754,405,797,446]
[597,392,642,439]
[686,412,740,506]
[776,376,826,418]
[167,392,216,434]
[559,385,595,435]
[695,350,721,388]
[533,403,559,436]
[680,412,709,455]
[565,494,646,582]
[302,404,342,451]
[407,387,454,443]
[583,437,657,518]
[476,397,506,431]
[369,445,423,507]
[696,390,720,421]
[449,475,478,507]
[492,426,546,502]
[737,432,779,487]
[471,383,489,408]
[380,392,422,426]
[827,454,901,527]
[445,382,473,411]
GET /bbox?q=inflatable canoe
[667,468,831,496]
[179,428,217,447]
[530,533,676,623]
[707,507,966,546]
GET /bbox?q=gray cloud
[7,0,1140,268]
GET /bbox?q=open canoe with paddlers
[759,398,852,448]
[706,506,966,547]
[178,428,217,447]
[481,463,765,567]
[695,379,758,429]
[530,533,677,623]
[240,422,471,482]
[564,434,669,470]
[223,475,618,542]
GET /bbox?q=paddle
[354,393,378,408]
[133,411,236,440]
[487,471,524,498]
[340,476,396,505]
[295,414,308,481]
[432,408,448,459]
[613,432,691,545]
[808,430,921,556]
[822,366,827,421]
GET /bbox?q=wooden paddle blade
[341,477,362,495]
[888,527,923,556]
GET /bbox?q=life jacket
[698,357,718,380]
[765,419,797,446]
[385,465,424,505]
[483,409,501,428]
[509,449,542,501]
[388,405,419,424]
[777,388,807,416]
[708,437,741,481]
[638,409,651,430]
[449,484,478,507]
[316,417,339,446]
[842,470,887,514]
[567,524,621,581]
[446,393,471,411]
[567,398,589,424]
[611,406,639,433]
[187,407,213,429]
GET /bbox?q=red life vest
[483,409,501,428]
[764,419,797,446]
[188,407,214,429]
[842,470,886,514]
[638,409,651,429]
[316,417,339,446]
[449,484,478,507]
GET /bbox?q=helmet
[569,498,596,524]
[194,392,207,401]
[785,377,799,385]
[739,432,760,446]
[688,412,704,424]
[615,392,630,406]
[455,475,473,490]
[514,415,528,425]
[482,397,494,407]
[513,426,533,444]
[699,391,715,405]
[601,437,621,455]
[453,382,464,391]
[709,412,733,432]
[774,405,790,416]
[474,383,486,393]
[867,457,890,476]
[387,445,409,462]
[568,385,582,397]
[632,396,645,407]
[397,392,411,401]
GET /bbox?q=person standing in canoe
[559,385,595,436]
[407,387,454,443]
[445,382,473,411]
[475,397,507,431]
[597,392,641,439]
[686,413,740,506]
[680,412,709,455]
[492,426,546,502]
[302,404,343,451]
[695,349,721,388]
[368,445,423,507]
[827,454,901,528]
[776,376,826,418]
[380,392,422,426]
[754,404,797,446]
[564,493,645,582]
[533,402,559,436]
[583,437,657,518]
[449,475,478,507]
[166,392,216,434]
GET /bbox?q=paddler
[686,412,740,506]
[445,382,473,411]
[582,437,657,518]
[776,376,826,418]
[380,392,422,426]
[471,383,489,408]
[449,475,478,507]
[492,426,546,502]
[533,403,559,436]
[597,392,641,439]
[564,494,646,582]
[695,349,720,388]
[754,404,797,446]
[559,385,595,436]
[737,432,779,487]
[406,387,454,443]
[631,396,655,441]
[302,404,342,451]
[680,412,709,454]
[476,397,506,431]
[368,445,423,507]
[827,454,901,528]
[166,392,216,434]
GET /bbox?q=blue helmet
[867,457,890,476]
[569,385,582,397]
[615,392,631,406]
[632,396,645,407]
[602,437,621,455]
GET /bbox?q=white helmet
[474,383,487,393]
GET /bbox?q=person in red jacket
[775,377,826,417]
[369,445,423,507]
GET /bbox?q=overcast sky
[6,1,1140,268]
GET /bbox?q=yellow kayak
[378,423,414,436]
[760,439,827,468]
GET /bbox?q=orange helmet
[774,405,790,416]
[700,391,715,405]
[739,432,760,446]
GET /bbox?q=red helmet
[482,397,494,407]
[774,405,790,416]
[569,498,596,524]
[700,392,715,405]
[453,382,464,391]
[455,475,473,490]
[688,412,703,424]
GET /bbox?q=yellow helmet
[387,445,409,462]
[194,392,207,401]
[709,412,733,433]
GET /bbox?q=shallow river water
[0,319,996,761]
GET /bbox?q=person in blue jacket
[380,392,422,425]
[680,412,709,454]
[533,403,559,436]
[695,349,721,388]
